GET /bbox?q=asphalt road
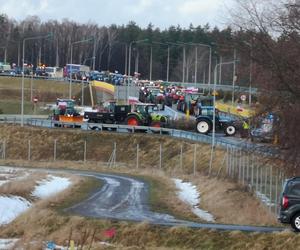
[62,170,284,233]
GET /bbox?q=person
[241,118,250,138]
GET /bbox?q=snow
[0,239,18,249]
[0,166,30,186]
[173,179,215,222]
[256,191,275,207]
[0,196,31,225]
[32,175,71,199]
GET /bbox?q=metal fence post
[54,139,57,161]
[159,143,162,169]
[180,144,183,171]
[256,160,259,191]
[2,140,5,160]
[28,140,31,161]
[275,170,278,215]
[251,154,254,188]
[265,166,268,195]
[114,142,117,167]
[136,144,139,169]
[226,145,229,176]
[270,165,273,212]
[193,144,197,176]
[83,140,87,163]
[260,165,263,193]
[239,149,242,182]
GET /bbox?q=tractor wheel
[126,116,140,126]
[224,125,236,136]
[196,119,211,134]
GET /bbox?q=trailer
[84,102,169,131]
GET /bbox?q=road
[59,169,283,233]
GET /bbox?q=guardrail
[0,116,278,156]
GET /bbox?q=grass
[0,172,46,201]
[0,76,82,114]
[51,176,102,212]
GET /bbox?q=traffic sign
[240,94,246,101]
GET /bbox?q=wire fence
[0,138,284,216]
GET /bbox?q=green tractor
[125,103,169,129]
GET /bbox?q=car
[278,177,300,231]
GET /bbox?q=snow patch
[0,239,19,249]
[0,196,31,225]
[173,179,215,222]
[256,191,275,207]
[32,175,71,199]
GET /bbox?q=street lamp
[0,47,7,64]
[127,39,148,103]
[177,42,212,88]
[243,41,253,106]
[21,33,52,127]
[209,60,236,174]
[69,37,94,99]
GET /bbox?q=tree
[231,0,300,173]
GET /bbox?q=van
[278,177,300,231]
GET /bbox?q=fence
[0,137,284,215]
[224,145,285,215]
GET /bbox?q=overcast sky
[0,0,235,29]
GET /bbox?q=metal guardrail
[0,116,278,156]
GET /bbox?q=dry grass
[0,172,46,200]
[0,125,225,175]
[189,175,279,226]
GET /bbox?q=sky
[0,0,235,29]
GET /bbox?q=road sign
[240,94,246,101]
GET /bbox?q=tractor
[126,103,168,128]
[195,106,237,136]
[52,99,83,127]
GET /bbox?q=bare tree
[231,0,300,173]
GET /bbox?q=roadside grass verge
[0,172,46,201]
[48,176,102,213]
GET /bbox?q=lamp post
[21,33,52,127]
[69,37,94,99]
[209,60,236,174]
[0,47,7,64]
[176,42,212,89]
[127,39,148,103]
[243,41,253,106]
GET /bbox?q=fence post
[193,144,197,176]
[275,170,278,215]
[2,140,5,160]
[54,139,57,161]
[136,144,139,169]
[256,160,259,191]
[114,142,117,167]
[159,143,162,169]
[28,140,31,161]
[270,165,273,212]
[260,165,263,193]
[265,166,268,195]
[238,149,242,182]
[226,145,229,176]
[83,140,87,163]
[180,144,183,171]
[251,154,254,188]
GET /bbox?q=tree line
[0,14,250,84]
